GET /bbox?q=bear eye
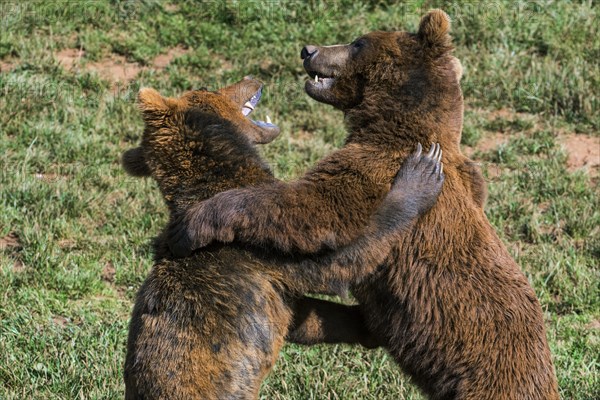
[352,39,366,49]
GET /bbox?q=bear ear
[122,147,151,177]
[417,9,453,55]
[138,88,174,121]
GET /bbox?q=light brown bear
[168,11,559,400]
[122,77,444,399]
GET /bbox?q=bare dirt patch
[462,107,527,157]
[52,316,69,327]
[56,46,190,86]
[56,48,85,69]
[462,132,509,158]
[58,48,141,84]
[559,134,600,176]
[586,319,600,331]
[486,108,519,121]
[461,145,475,157]
[288,129,314,145]
[0,57,17,73]
[479,132,509,153]
[102,262,116,283]
[465,108,599,179]
[164,3,179,12]
[152,45,189,69]
[88,55,142,83]
[12,260,25,273]
[58,239,77,250]
[0,231,21,251]
[1,232,24,272]
[35,173,66,183]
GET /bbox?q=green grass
[1,1,598,398]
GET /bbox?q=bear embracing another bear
[122,77,444,399]
[168,10,559,399]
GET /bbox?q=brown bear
[122,77,444,399]
[167,10,559,399]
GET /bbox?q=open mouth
[242,86,278,129]
[306,71,335,90]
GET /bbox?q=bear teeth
[315,74,319,83]
[244,101,254,110]
[266,115,272,124]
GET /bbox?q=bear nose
[301,45,318,60]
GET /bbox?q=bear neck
[344,79,464,157]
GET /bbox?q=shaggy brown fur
[168,11,559,399]
[122,78,444,399]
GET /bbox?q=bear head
[122,77,278,211]
[301,9,464,149]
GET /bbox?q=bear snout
[301,45,318,60]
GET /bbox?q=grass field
[0,1,598,399]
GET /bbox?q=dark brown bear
[168,11,559,399]
[122,77,444,399]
